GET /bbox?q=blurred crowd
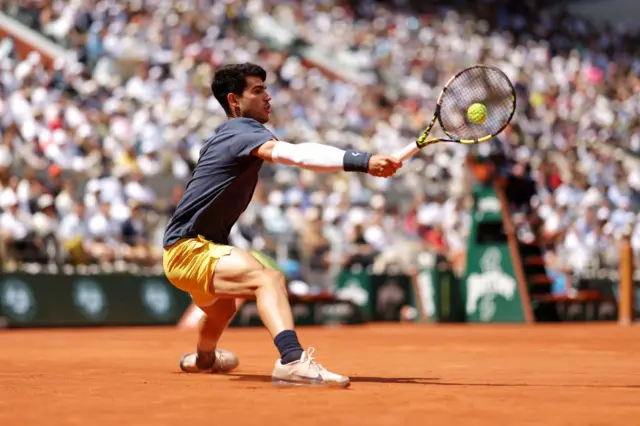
[1,0,639,289]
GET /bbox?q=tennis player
[163,63,402,387]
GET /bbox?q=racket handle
[393,142,420,162]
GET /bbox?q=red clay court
[1,323,639,426]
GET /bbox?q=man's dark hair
[211,63,267,116]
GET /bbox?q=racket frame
[394,65,516,162]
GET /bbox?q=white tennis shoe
[271,348,350,388]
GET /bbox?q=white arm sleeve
[271,141,346,172]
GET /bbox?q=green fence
[335,260,465,323]
[0,268,463,328]
[0,273,368,328]
[1,271,629,328]
[0,273,192,328]
[230,299,366,327]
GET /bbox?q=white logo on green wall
[466,247,516,321]
[476,196,501,220]
[1,279,36,321]
[73,279,108,321]
[141,280,172,319]
[478,196,501,213]
[336,278,369,307]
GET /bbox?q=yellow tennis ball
[467,103,488,124]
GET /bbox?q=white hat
[86,179,100,193]
[21,120,38,142]
[38,194,55,209]
[52,129,67,145]
[347,207,367,225]
[287,190,303,206]
[77,123,92,139]
[370,194,385,209]
[0,190,18,208]
[268,190,284,207]
[581,187,601,207]
[597,207,610,221]
[323,206,339,223]
[309,191,326,206]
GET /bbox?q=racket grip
[393,142,420,162]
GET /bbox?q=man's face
[232,76,271,124]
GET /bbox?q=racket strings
[439,67,515,141]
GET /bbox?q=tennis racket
[393,65,516,162]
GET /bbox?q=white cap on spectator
[26,52,41,66]
[555,190,570,207]
[268,190,284,207]
[417,204,440,226]
[86,179,100,194]
[53,57,65,71]
[370,194,385,210]
[287,190,304,206]
[39,129,51,143]
[110,203,131,222]
[56,192,74,215]
[310,191,325,206]
[14,61,32,81]
[140,139,157,155]
[597,207,610,221]
[581,187,602,207]
[31,87,48,106]
[66,106,85,128]
[0,190,18,208]
[88,214,109,239]
[68,61,83,75]
[21,120,38,142]
[52,129,68,145]
[323,206,339,223]
[347,207,367,225]
[77,123,92,139]
[38,194,55,210]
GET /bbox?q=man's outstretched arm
[251,140,402,178]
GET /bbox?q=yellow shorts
[163,235,234,307]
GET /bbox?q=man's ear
[227,93,239,111]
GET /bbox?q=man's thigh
[212,247,279,297]
[163,236,275,306]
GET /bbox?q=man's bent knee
[259,269,288,294]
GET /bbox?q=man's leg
[197,298,244,354]
[190,246,350,387]
[211,249,302,362]
[179,298,241,373]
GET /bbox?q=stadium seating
[0,0,638,303]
